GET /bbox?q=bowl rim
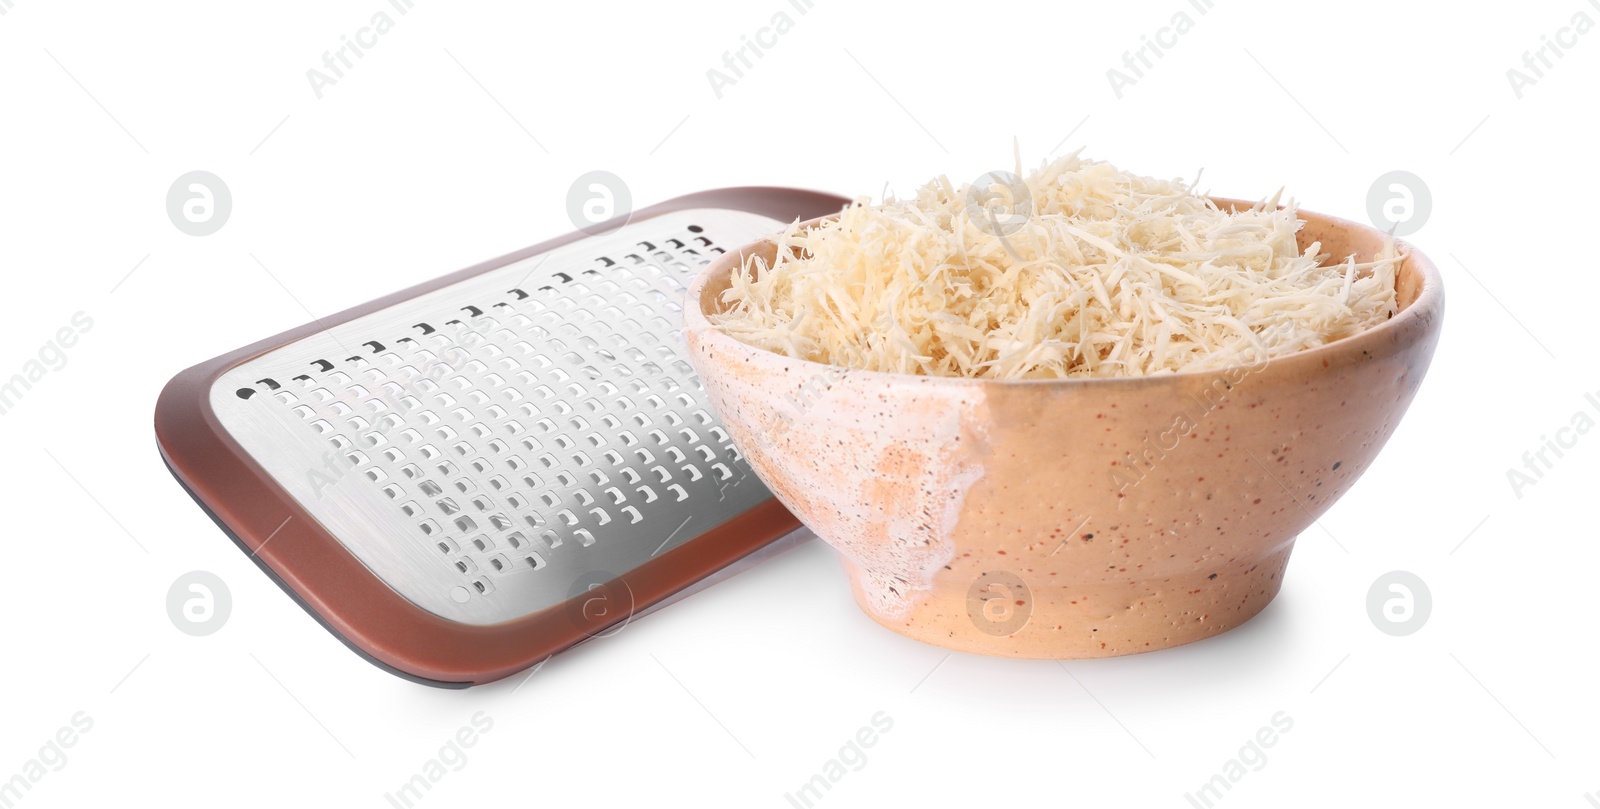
[683,197,1444,388]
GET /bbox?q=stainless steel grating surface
[210,209,781,624]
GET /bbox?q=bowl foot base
[842,542,1294,659]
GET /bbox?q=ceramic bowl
[683,201,1443,658]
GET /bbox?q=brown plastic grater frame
[155,188,847,688]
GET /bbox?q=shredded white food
[709,151,1400,379]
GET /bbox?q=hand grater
[155,188,847,688]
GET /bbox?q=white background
[2,0,1596,806]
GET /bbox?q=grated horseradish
[710,153,1400,379]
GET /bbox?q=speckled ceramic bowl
[683,201,1443,658]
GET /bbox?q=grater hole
[436,538,457,554]
[524,553,546,570]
